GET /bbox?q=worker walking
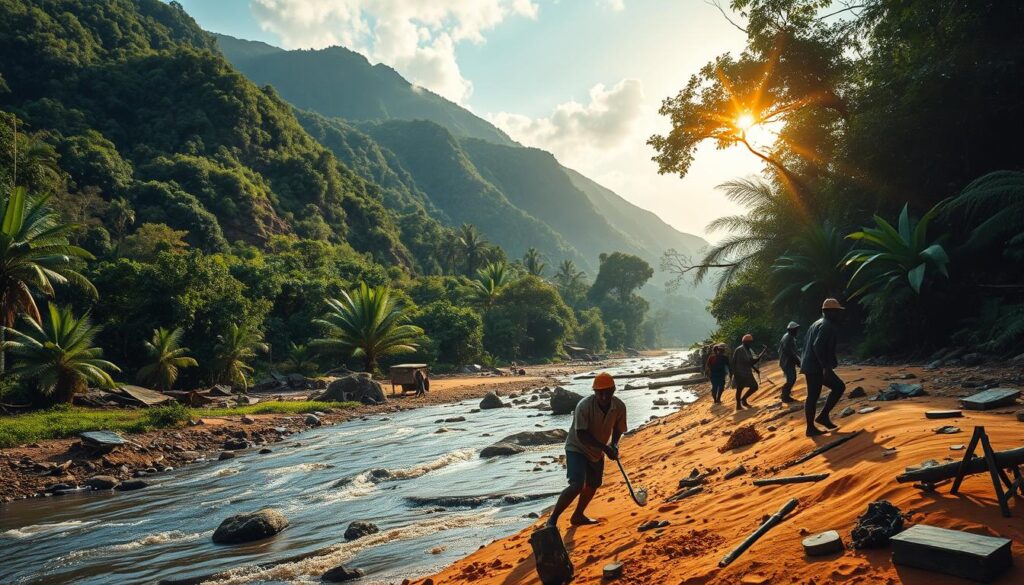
[705,344,730,404]
[546,372,627,527]
[802,298,847,436]
[778,322,801,403]
[732,334,765,410]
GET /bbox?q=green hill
[216,34,516,147]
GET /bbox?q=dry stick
[666,486,703,503]
[752,473,830,486]
[783,431,862,469]
[719,498,800,567]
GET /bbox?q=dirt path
[421,362,1024,585]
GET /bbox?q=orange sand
[422,363,1024,585]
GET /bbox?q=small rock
[802,530,844,556]
[117,479,149,491]
[212,508,289,544]
[344,520,379,541]
[479,392,505,410]
[322,565,365,582]
[840,407,856,418]
[222,438,249,451]
[305,414,322,426]
[950,444,965,451]
[848,386,867,399]
[218,451,236,461]
[241,415,256,424]
[550,387,583,415]
[259,448,273,454]
[84,475,120,490]
[858,406,879,414]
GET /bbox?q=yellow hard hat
[593,372,615,391]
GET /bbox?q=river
[0,351,700,585]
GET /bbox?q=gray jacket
[778,332,801,369]
[800,318,838,374]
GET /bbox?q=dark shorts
[565,449,604,488]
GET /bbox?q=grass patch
[0,401,359,449]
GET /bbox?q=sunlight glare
[735,113,756,131]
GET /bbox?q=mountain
[217,35,710,281]
[216,34,516,147]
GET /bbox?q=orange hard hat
[742,334,754,343]
[593,372,616,391]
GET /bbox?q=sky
[177,0,764,241]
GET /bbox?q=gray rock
[848,386,867,399]
[479,392,505,410]
[315,374,386,404]
[839,407,856,418]
[549,387,583,415]
[212,508,289,544]
[259,448,273,454]
[305,414,322,426]
[79,431,125,450]
[223,437,250,450]
[117,479,148,491]
[480,429,567,458]
[480,442,527,458]
[344,520,379,541]
[322,565,365,582]
[803,530,845,556]
[218,451,236,461]
[84,475,120,490]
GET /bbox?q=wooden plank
[891,524,1012,582]
[960,388,1021,411]
[925,410,963,419]
[647,375,706,389]
[753,473,829,486]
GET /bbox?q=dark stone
[304,414,322,426]
[480,442,527,458]
[891,524,1011,582]
[479,392,505,410]
[79,431,125,450]
[803,530,844,556]
[480,429,566,458]
[960,388,1021,411]
[848,386,867,399]
[212,508,289,544]
[223,438,249,450]
[316,374,386,404]
[960,353,984,367]
[117,479,149,491]
[549,387,583,415]
[218,451,236,461]
[344,520,379,541]
[84,475,120,490]
[322,565,365,582]
[259,448,273,454]
[851,500,903,549]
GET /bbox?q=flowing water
[0,352,699,585]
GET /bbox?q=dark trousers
[710,377,726,402]
[780,363,797,399]
[804,369,845,427]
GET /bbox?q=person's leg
[570,457,604,525]
[710,379,722,403]
[735,383,745,410]
[741,382,758,408]
[815,370,846,429]
[547,451,585,527]
[804,372,825,436]
[780,364,796,402]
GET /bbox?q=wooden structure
[388,363,429,395]
[891,524,1012,582]
[959,388,1021,411]
[896,426,1024,517]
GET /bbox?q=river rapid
[0,352,699,585]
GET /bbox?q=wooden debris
[719,498,799,567]
[891,524,1012,582]
[926,410,963,419]
[959,388,1021,411]
[802,530,844,556]
[666,486,703,503]
[724,465,747,479]
[896,446,1024,484]
[647,375,706,389]
[783,431,861,469]
[753,473,829,486]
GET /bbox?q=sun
[735,112,756,132]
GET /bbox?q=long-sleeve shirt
[800,317,838,374]
[731,345,760,387]
[706,354,730,379]
[778,332,801,369]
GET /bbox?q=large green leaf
[907,263,926,293]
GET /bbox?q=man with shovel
[546,372,627,527]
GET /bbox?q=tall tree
[313,282,423,373]
[589,252,654,303]
[522,247,546,277]
[3,305,119,404]
[136,327,197,391]
[457,224,488,275]
[211,323,267,390]
[469,261,512,308]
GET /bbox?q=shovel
[615,458,648,507]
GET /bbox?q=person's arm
[576,429,617,459]
[812,325,832,372]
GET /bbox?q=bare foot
[569,515,599,526]
[806,426,825,437]
[816,417,838,430]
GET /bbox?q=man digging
[546,372,627,527]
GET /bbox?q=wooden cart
[389,363,430,395]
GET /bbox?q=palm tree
[440,231,463,275]
[469,261,512,308]
[136,327,197,391]
[106,197,136,243]
[211,323,268,390]
[0,187,96,371]
[2,305,119,404]
[523,247,546,277]
[554,259,585,289]
[770,221,849,309]
[312,282,423,373]
[279,343,319,377]
[845,202,950,307]
[943,171,1024,252]
[457,224,488,275]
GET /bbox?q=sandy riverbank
[0,369,587,504]
[420,362,1024,585]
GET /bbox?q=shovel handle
[615,458,645,506]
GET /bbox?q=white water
[0,352,698,585]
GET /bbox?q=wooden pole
[753,473,830,486]
[897,446,1024,484]
[719,498,800,567]
[783,431,861,468]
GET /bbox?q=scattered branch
[706,0,748,34]
[661,249,737,291]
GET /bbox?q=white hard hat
[787,321,800,330]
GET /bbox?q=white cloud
[249,0,539,103]
[487,79,645,165]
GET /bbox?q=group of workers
[544,297,848,529]
[703,297,847,436]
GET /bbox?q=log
[666,486,703,503]
[647,376,706,389]
[647,365,703,379]
[719,498,800,567]
[753,473,830,486]
[896,446,1024,484]
[783,431,862,469]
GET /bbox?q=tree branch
[706,0,748,34]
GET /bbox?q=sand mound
[720,424,762,452]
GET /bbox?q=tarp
[115,385,174,407]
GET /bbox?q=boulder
[479,392,505,410]
[212,508,289,544]
[305,414,322,426]
[223,438,250,450]
[218,451,236,461]
[316,374,386,404]
[480,429,567,458]
[549,387,583,415]
[117,479,148,491]
[344,520,379,541]
[322,565,365,582]
[480,442,527,458]
[84,475,120,490]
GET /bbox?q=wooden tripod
[950,426,1024,518]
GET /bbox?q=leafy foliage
[484,276,575,360]
[211,323,267,390]
[136,327,197,391]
